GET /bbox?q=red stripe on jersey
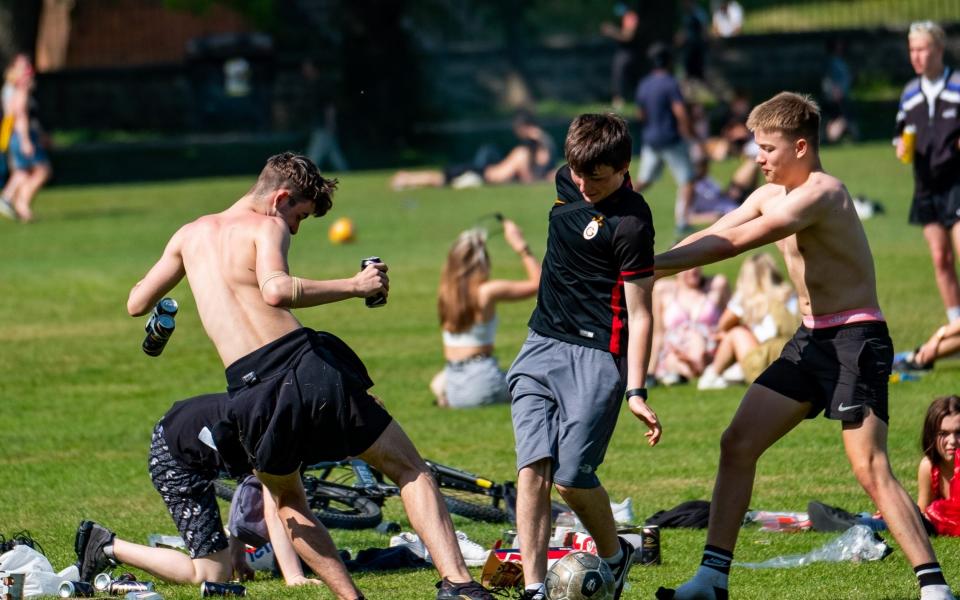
[620,266,654,277]
[609,274,625,355]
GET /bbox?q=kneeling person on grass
[507,113,661,600]
[75,393,318,586]
[654,92,953,600]
[119,152,491,600]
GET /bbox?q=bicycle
[215,458,516,530]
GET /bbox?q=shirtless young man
[109,153,490,600]
[654,93,954,600]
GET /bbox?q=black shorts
[225,328,393,475]
[909,182,960,228]
[148,424,227,559]
[754,322,892,424]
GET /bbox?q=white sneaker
[697,366,728,390]
[721,363,744,383]
[611,497,634,525]
[0,197,16,221]
[389,531,429,561]
[455,530,490,567]
[450,171,484,190]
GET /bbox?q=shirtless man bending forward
[654,93,955,600]
[125,153,492,600]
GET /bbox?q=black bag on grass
[645,500,710,529]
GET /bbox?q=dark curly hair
[251,152,338,217]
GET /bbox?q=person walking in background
[430,218,540,408]
[822,38,857,143]
[600,2,641,110]
[508,114,660,600]
[895,21,960,323]
[0,54,49,222]
[634,43,697,236]
[677,0,709,82]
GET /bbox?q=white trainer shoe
[697,366,728,390]
[390,531,429,561]
[455,530,490,567]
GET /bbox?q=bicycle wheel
[308,483,383,530]
[213,479,236,502]
[442,492,510,523]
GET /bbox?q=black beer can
[200,581,246,597]
[360,256,387,308]
[154,297,179,318]
[142,313,176,356]
[108,581,154,595]
[639,525,661,565]
[58,581,95,597]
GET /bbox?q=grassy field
[1,141,958,599]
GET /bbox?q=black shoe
[74,521,117,582]
[435,578,494,600]
[519,590,547,600]
[609,535,636,600]
[807,501,858,532]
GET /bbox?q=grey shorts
[507,330,626,488]
[444,355,510,408]
[637,141,694,186]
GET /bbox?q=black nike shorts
[909,182,960,228]
[754,321,892,424]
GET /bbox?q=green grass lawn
[1,141,958,599]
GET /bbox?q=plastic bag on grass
[0,543,77,597]
[735,525,891,569]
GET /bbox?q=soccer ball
[545,551,615,600]
[328,216,355,244]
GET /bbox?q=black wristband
[625,387,647,400]
[520,244,533,256]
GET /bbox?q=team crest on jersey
[583,216,603,240]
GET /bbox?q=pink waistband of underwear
[802,307,885,329]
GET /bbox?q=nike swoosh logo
[703,558,730,568]
[837,403,858,412]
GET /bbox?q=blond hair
[735,253,794,327]
[438,229,490,332]
[746,92,821,150]
[909,20,946,47]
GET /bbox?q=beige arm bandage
[290,276,303,308]
[259,270,288,291]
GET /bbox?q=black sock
[916,563,948,588]
[701,544,733,576]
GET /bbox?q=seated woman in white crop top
[431,219,540,408]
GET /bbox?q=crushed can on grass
[200,581,246,597]
[58,581,95,598]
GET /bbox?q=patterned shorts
[148,424,228,559]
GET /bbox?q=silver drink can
[58,581,95,597]
[360,256,387,307]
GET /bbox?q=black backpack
[644,500,710,529]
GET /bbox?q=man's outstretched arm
[128,227,187,316]
[655,185,820,274]
[255,218,388,308]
